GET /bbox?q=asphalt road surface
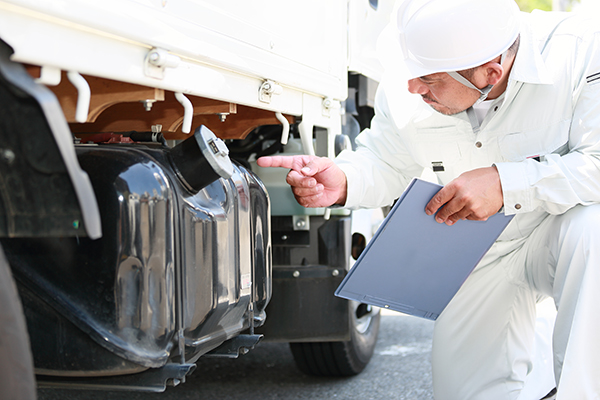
[37,311,435,400]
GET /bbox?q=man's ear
[483,61,504,86]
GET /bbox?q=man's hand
[425,166,504,225]
[256,155,347,208]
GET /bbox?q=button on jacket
[335,10,600,242]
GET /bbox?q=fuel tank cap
[170,125,234,192]
[195,125,234,179]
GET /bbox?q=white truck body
[0,0,392,145]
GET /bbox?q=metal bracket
[258,79,282,104]
[322,96,341,118]
[35,66,61,86]
[292,215,310,231]
[275,111,290,145]
[272,266,347,279]
[36,363,196,393]
[174,92,193,133]
[67,71,90,123]
[144,47,180,79]
[204,334,263,358]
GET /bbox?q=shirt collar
[508,13,554,85]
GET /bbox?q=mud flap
[0,39,100,238]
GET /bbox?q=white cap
[397,0,521,79]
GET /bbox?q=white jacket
[336,10,600,241]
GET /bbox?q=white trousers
[431,204,600,400]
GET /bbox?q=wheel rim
[353,302,378,334]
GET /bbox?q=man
[257,0,600,399]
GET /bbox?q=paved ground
[38,311,435,400]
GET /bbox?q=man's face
[407,72,481,115]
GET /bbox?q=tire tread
[289,311,381,377]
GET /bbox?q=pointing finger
[256,155,297,169]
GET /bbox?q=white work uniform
[336,10,600,400]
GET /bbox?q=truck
[0,0,393,397]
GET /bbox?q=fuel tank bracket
[37,363,197,393]
[204,334,263,359]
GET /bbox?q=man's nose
[408,78,428,95]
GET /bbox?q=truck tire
[289,302,380,376]
[0,246,37,400]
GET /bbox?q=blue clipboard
[335,178,514,320]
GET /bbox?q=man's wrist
[335,181,348,207]
[335,187,347,206]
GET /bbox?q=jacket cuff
[494,161,534,215]
[335,161,362,210]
